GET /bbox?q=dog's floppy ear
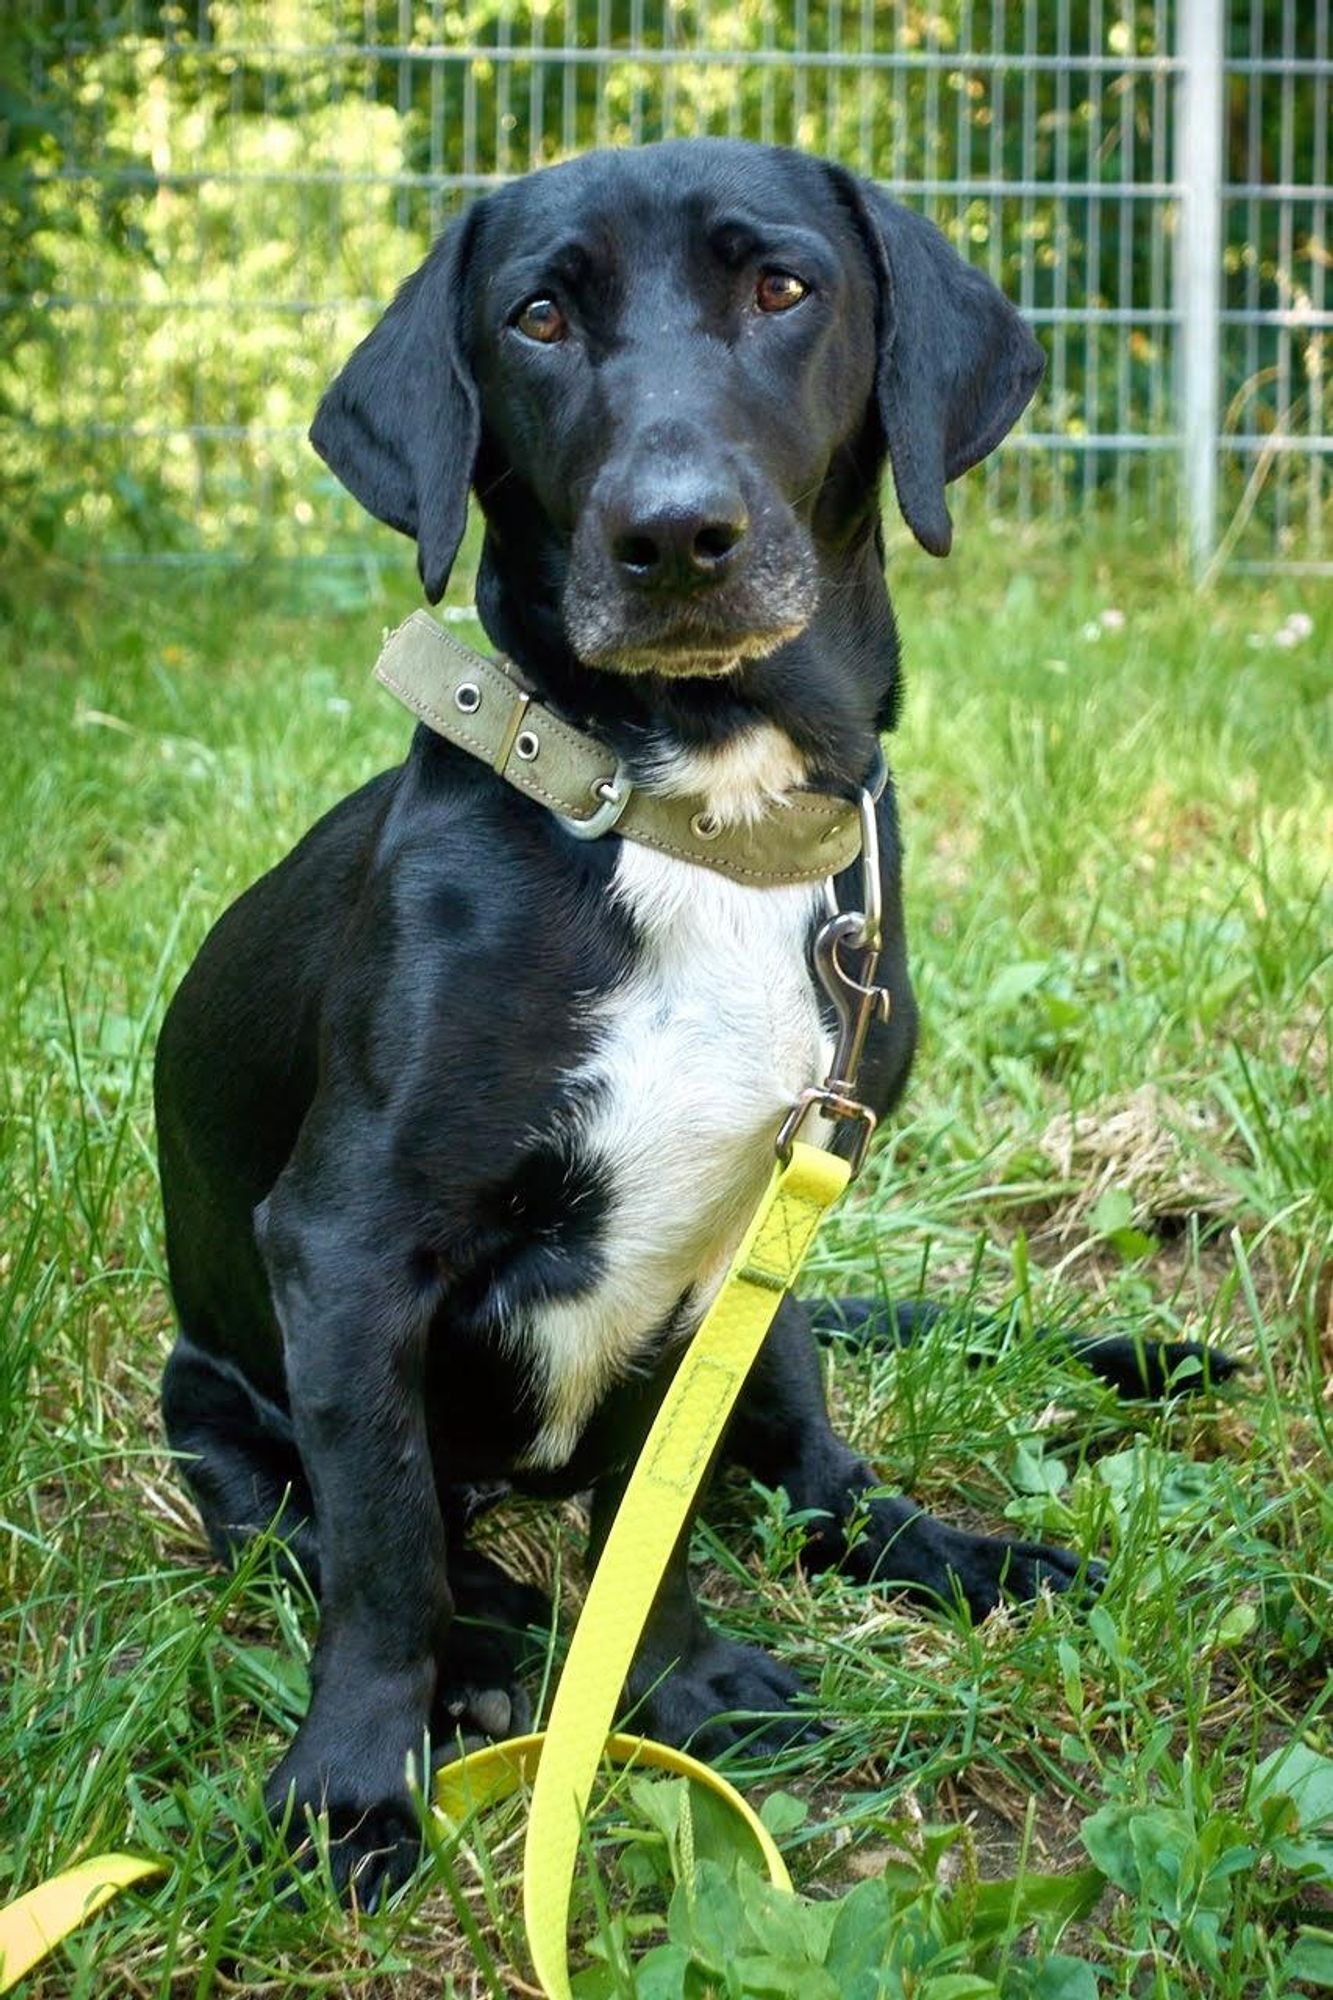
[310,206,482,603]
[835,171,1045,557]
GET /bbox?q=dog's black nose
[604,476,749,591]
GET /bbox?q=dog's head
[313,141,1042,688]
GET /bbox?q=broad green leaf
[737,1866,838,1966]
[986,961,1051,1008]
[626,1774,687,1847]
[1089,1188,1134,1237]
[666,1858,744,1969]
[633,1944,695,1999]
[1030,1956,1103,2000]
[758,1791,809,1840]
[972,1865,1104,1935]
[1012,1440,1069,1497]
[1284,1930,1333,1988]
[1086,1604,1128,1669]
[1080,1803,1159,1892]
[1253,1743,1333,1831]
[1271,1835,1333,1885]
[570,1962,627,1999]
[732,1953,840,2000]
[917,1975,1000,1999]
[824,1877,893,1997]
[1213,1600,1258,1647]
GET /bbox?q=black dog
[154,140,1218,1899]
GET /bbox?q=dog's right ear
[310,206,482,604]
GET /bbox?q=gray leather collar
[374,613,867,888]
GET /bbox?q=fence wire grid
[6,0,1330,577]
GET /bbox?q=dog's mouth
[562,537,819,682]
[575,621,809,681]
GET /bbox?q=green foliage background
[1,0,1327,564]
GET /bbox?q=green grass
[1,521,1330,1997]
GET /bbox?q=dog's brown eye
[755,271,809,314]
[515,297,567,344]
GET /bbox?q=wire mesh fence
[5,0,1328,576]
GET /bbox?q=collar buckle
[557,763,634,841]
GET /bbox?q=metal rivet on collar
[515,730,541,761]
[454,682,482,713]
[690,810,722,841]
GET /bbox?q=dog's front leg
[256,1165,450,1901]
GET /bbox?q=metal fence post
[1177,0,1224,578]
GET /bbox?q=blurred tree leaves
[1,0,1325,560]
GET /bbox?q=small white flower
[1285,611,1314,640]
[1099,606,1126,631]
[1081,620,1101,642]
[1272,625,1299,649]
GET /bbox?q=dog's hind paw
[816,1490,1100,1621]
[807,1294,1243,1402]
[907,1522,1102,1620]
[429,1546,548,1750]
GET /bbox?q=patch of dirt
[937,1773,1087,1875]
[1034,1083,1236,1245]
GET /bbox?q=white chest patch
[516,842,829,1469]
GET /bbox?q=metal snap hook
[779,766,891,1179]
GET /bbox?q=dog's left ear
[310,205,483,603]
[833,170,1045,557]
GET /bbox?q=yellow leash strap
[434,1138,850,2000]
[0,1854,165,1993]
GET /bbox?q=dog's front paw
[262,1669,438,1905]
[633,1633,822,1761]
[264,1742,424,1905]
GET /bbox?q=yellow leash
[0,1855,165,1993]
[434,1140,850,2000]
[432,761,888,1996]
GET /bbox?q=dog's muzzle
[561,443,819,678]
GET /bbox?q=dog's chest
[517,842,827,1469]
